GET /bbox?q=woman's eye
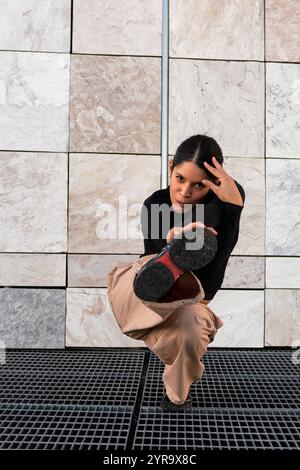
[176,176,203,188]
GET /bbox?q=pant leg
[106,254,224,404]
[144,303,222,405]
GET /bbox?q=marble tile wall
[0,0,71,52]
[0,0,299,349]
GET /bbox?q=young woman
[107,134,245,411]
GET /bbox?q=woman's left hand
[201,157,244,206]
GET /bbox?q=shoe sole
[170,226,217,271]
[134,226,217,301]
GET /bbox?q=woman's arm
[139,199,166,256]
[196,189,245,301]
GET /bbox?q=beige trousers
[106,254,224,405]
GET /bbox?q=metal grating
[0,350,144,407]
[0,370,141,407]
[133,408,300,450]
[0,349,145,450]
[0,404,132,450]
[146,350,300,377]
[141,353,300,408]
[202,350,300,376]
[1,349,300,450]
[1,349,145,374]
[134,351,300,450]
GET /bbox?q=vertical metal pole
[161,0,169,189]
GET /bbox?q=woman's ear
[169,159,174,174]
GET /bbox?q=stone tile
[0,152,68,252]
[170,0,263,60]
[0,0,71,52]
[70,55,161,153]
[266,159,300,256]
[223,157,265,255]
[169,60,264,158]
[0,51,70,152]
[223,256,264,289]
[266,63,300,158]
[0,254,66,286]
[66,288,144,347]
[208,290,264,348]
[266,257,300,288]
[68,153,160,253]
[266,0,300,62]
[73,0,161,55]
[265,289,300,346]
[0,288,65,348]
[68,254,138,287]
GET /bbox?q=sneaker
[133,226,217,301]
[160,390,192,412]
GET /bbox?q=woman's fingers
[186,221,206,230]
[195,222,206,229]
[201,178,222,196]
[188,222,217,236]
[204,156,226,175]
[207,227,218,236]
[211,156,225,170]
[203,161,222,177]
[173,222,217,238]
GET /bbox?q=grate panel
[0,404,132,450]
[133,408,300,450]
[2,349,300,451]
[1,349,145,375]
[203,350,300,376]
[142,354,300,408]
[0,371,140,407]
[0,350,145,407]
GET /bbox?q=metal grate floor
[133,409,300,450]
[0,404,132,450]
[141,354,300,409]
[0,349,299,450]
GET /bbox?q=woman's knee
[175,306,208,330]
[175,308,215,343]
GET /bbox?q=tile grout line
[161,0,169,188]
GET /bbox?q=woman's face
[169,160,215,213]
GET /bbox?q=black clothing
[139,182,245,301]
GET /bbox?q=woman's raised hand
[202,157,244,206]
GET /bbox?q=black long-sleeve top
[139,181,245,301]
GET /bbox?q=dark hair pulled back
[172,134,223,182]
